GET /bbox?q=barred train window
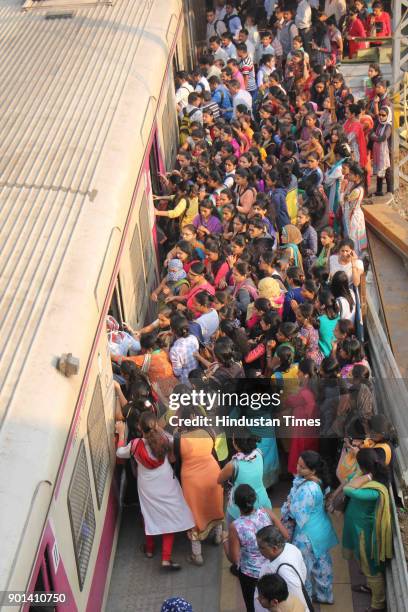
[139,194,154,281]
[67,441,96,591]
[129,223,146,323]
[87,376,110,509]
[162,71,178,170]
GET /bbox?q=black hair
[331,271,355,312]
[139,331,159,351]
[356,448,389,485]
[302,279,318,300]
[336,318,354,338]
[320,355,340,378]
[318,289,339,320]
[248,216,265,231]
[233,429,260,454]
[176,239,195,259]
[278,321,298,340]
[214,336,236,367]
[257,574,289,604]
[276,344,294,371]
[233,484,257,514]
[262,310,281,333]
[252,297,270,313]
[189,261,206,276]
[369,414,398,446]
[287,266,302,287]
[300,450,331,490]
[234,261,251,277]
[194,291,214,308]
[299,357,319,378]
[341,337,365,363]
[170,314,190,338]
[298,302,319,329]
[219,320,249,357]
[338,238,355,251]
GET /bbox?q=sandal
[161,560,181,571]
[352,585,371,594]
[187,554,204,566]
[140,544,153,559]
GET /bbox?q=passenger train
[0,0,204,609]
[1,0,408,610]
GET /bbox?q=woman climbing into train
[153,175,199,238]
[120,331,178,401]
[164,261,215,315]
[116,412,195,570]
[192,197,223,240]
[150,258,190,308]
[342,448,392,611]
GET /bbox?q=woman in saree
[324,142,351,230]
[280,450,338,604]
[342,163,367,257]
[343,448,392,611]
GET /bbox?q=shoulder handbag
[276,562,315,612]
[172,431,182,482]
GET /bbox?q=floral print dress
[281,476,338,603]
[299,325,323,365]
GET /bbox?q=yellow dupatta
[361,480,393,564]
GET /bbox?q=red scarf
[131,438,164,469]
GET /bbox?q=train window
[139,194,155,283]
[67,441,96,591]
[161,74,178,170]
[149,138,161,196]
[129,223,146,324]
[87,376,110,509]
[109,280,125,325]
[29,547,55,612]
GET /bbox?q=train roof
[0,0,181,590]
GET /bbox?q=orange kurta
[180,430,224,539]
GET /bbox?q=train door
[27,524,76,612]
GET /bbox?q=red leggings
[145,532,175,561]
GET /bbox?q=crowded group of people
[111,0,396,610]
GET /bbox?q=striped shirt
[239,55,257,92]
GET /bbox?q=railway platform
[107,482,373,611]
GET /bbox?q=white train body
[0,0,204,609]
